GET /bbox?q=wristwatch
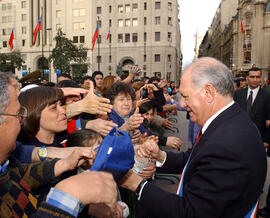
[38,146,48,161]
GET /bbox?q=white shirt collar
[202,101,234,134]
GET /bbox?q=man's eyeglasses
[0,106,28,122]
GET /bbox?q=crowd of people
[0,57,270,217]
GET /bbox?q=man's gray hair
[0,72,14,124]
[186,57,234,98]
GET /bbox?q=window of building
[144,17,147,25]
[109,19,112,27]
[144,2,147,10]
[143,65,147,70]
[132,18,138,26]
[73,36,78,43]
[168,54,172,62]
[125,33,130,42]
[21,1,26,8]
[155,2,161,9]
[97,20,102,28]
[155,17,160,24]
[21,14,27,21]
[144,32,147,42]
[97,56,102,63]
[168,32,172,42]
[132,3,138,12]
[155,32,160,41]
[244,51,251,64]
[80,36,85,43]
[22,26,27,34]
[7,3,12,10]
[3,41,7,48]
[2,16,7,23]
[118,34,123,43]
[80,9,86,16]
[168,2,172,10]
[97,7,102,14]
[73,23,79,30]
[109,55,112,63]
[155,54,160,62]
[56,10,62,18]
[56,24,62,29]
[109,5,112,13]
[118,5,124,13]
[73,9,79,17]
[125,19,131,27]
[80,22,85,30]
[168,17,172,25]
[125,4,131,13]
[132,33,138,42]
[73,9,85,17]
[118,19,123,27]
[144,55,147,62]
[245,15,252,25]
[22,39,26,46]
[2,4,6,11]
[2,29,6,36]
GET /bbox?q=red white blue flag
[8,28,14,50]
[33,16,42,46]
[106,28,110,40]
[91,25,99,52]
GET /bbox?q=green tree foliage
[0,51,24,73]
[49,29,88,76]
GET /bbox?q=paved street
[153,110,270,215]
[152,110,192,193]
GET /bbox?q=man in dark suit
[234,67,270,148]
[120,57,267,217]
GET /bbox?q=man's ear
[204,83,216,103]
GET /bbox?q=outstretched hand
[54,147,96,177]
[80,81,113,115]
[124,107,144,131]
[55,171,118,213]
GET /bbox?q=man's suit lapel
[189,103,240,160]
[240,88,248,111]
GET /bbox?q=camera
[140,88,148,99]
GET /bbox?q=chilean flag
[91,26,99,52]
[8,28,14,50]
[33,16,42,46]
[241,17,244,34]
[106,29,110,40]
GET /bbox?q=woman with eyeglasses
[18,86,69,147]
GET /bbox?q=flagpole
[41,7,44,66]
[97,16,100,72]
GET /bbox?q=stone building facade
[199,0,270,82]
[0,0,182,82]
